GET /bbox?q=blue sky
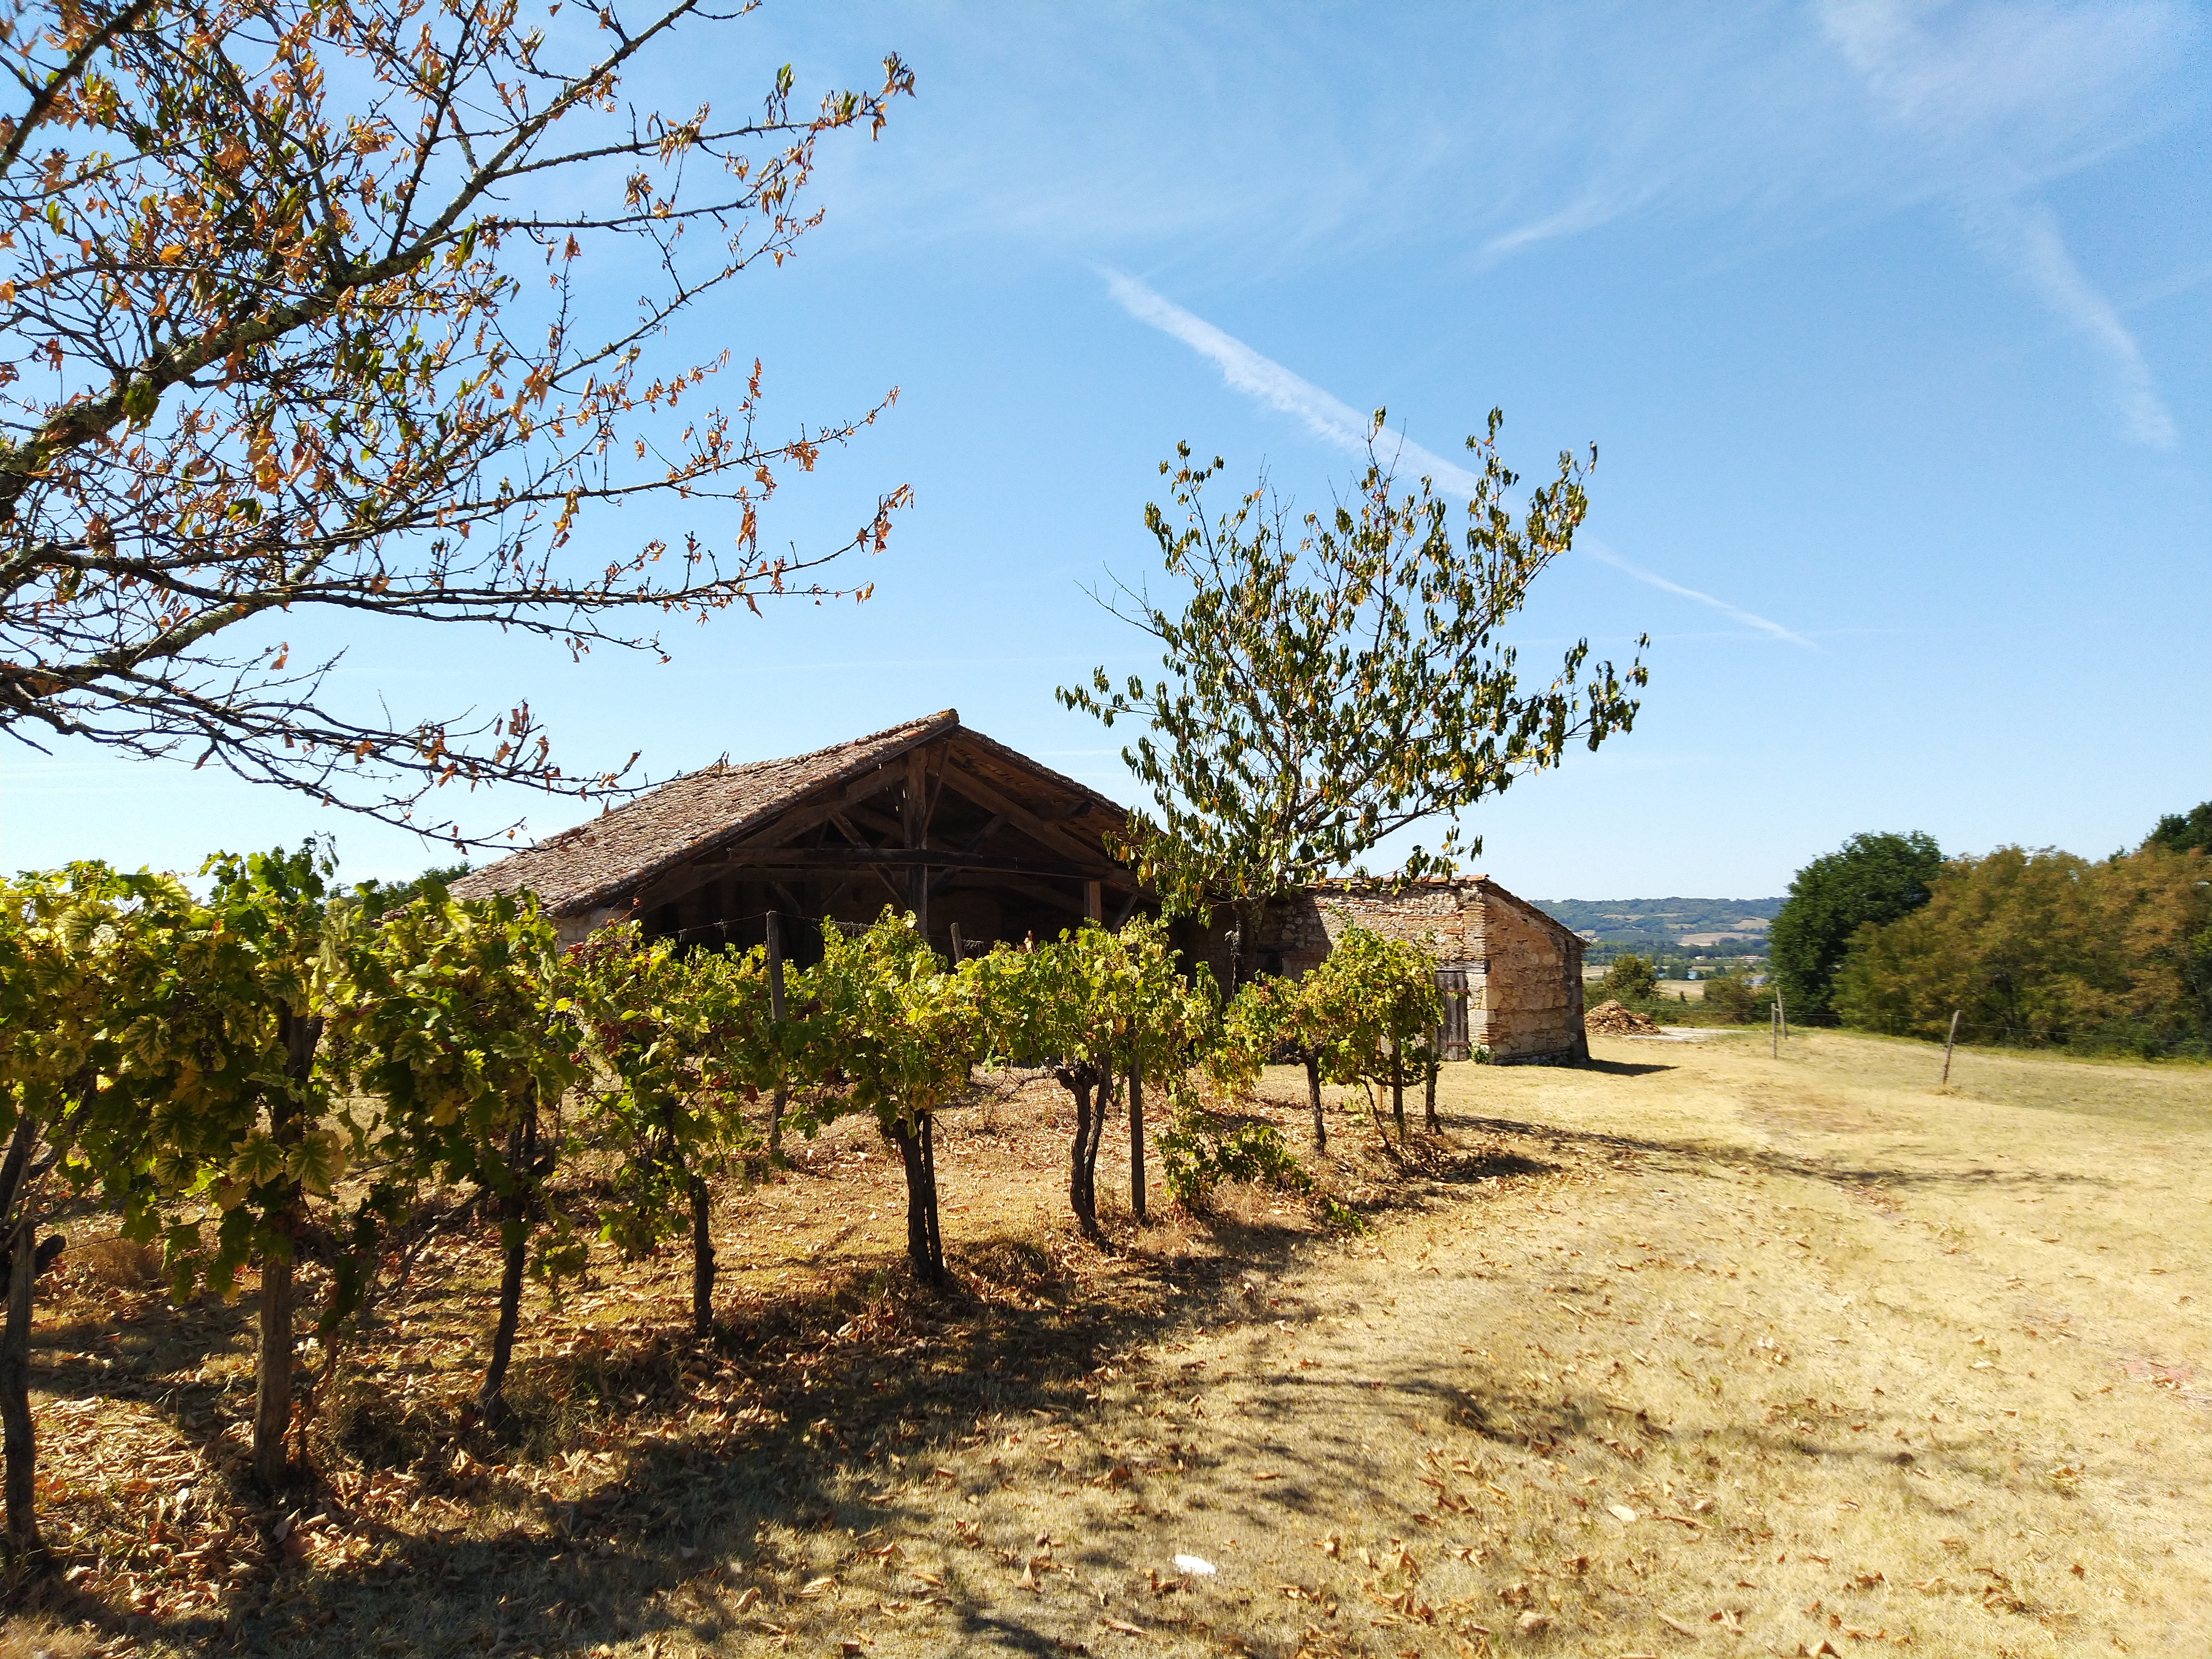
[4,0,2207,898]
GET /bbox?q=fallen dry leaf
[1609,1504,1638,1523]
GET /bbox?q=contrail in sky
[1101,269,1482,493]
[1581,541,1816,649]
[1103,269,1815,649]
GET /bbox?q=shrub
[1771,831,1943,1016]
[1702,970,1765,1024]
[1159,1111,1312,1211]
[1600,954,1656,1002]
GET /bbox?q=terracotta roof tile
[452,710,959,916]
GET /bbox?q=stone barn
[452,710,1588,1065]
[451,710,1141,958]
[1255,877,1589,1065]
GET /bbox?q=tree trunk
[919,1114,944,1278]
[889,1116,946,1288]
[479,1224,526,1424]
[689,1174,714,1338]
[1423,1049,1440,1134]
[1127,1065,1146,1225]
[254,1009,320,1492]
[477,1105,538,1424]
[0,1113,43,1559]
[1067,1075,1099,1239]
[1305,1054,1325,1151]
[1390,1063,1406,1142]
[2,1202,38,1560]
[253,1236,296,1488]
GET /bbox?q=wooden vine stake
[766,910,788,1160]
[1128,1064,1147,1225]
[1941,1008,1961,1087]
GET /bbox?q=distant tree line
[1770,808,2211,1058]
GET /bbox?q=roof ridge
[450,709,970,915]
[696,708,956,782]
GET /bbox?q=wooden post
[765,911,787,1160]
[1777,984,1788,1041]
[1941,1008,1960,1086]
[949,922,966,964]
[904,750,930,940]
[1084,880,1103,924]
[1128,1063,1146,1225]
[1771,997,1780,1060]
[1424,1024,1440,1133]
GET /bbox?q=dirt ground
[4,1029,2206,1658]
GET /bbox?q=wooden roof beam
[937,748,1123,874]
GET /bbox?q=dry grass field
[3,1028,2206,1658]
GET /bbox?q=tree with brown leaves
[0,0,913,837]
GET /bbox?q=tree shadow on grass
[28,1108,1570,1655]
[14,1219,1329,1653]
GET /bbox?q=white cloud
[1966,199,2179,448]
[1104,273,1812,648]
[1819,0,2185,447]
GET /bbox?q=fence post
[766,910,788,1160]
[1941,1008,1960,1086]
[1424,1024,1441,1133]
[1776,983,1787,1042]
[949,922,965,965]
[1771,997,1779,1060]
[1128,1063,1146,1225]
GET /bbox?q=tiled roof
[452,710,959,917]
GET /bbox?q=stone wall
[1255,878,1586,1064]
[1464,886,1587,1063]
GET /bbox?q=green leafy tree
[979,918,1205,1237]
[1313,927,1442,1144]
[351,865,471,921]
[2145,802,2212,857]
[569,926,770,1337]
[1700,967,1767,1024]
[1060,414,1647,970]
[0,864,139,1552]
[78,847,360,1491]
[1833,842,2210,1053]
[329,891,582,1423]
[1770,832,1943,1017]
[1600,953,1656,1003]
[1157,1114,1312,1214]
[1220,947,1369,1151]
[808,912,983,1288]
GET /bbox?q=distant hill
[1529,896,1784,962]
